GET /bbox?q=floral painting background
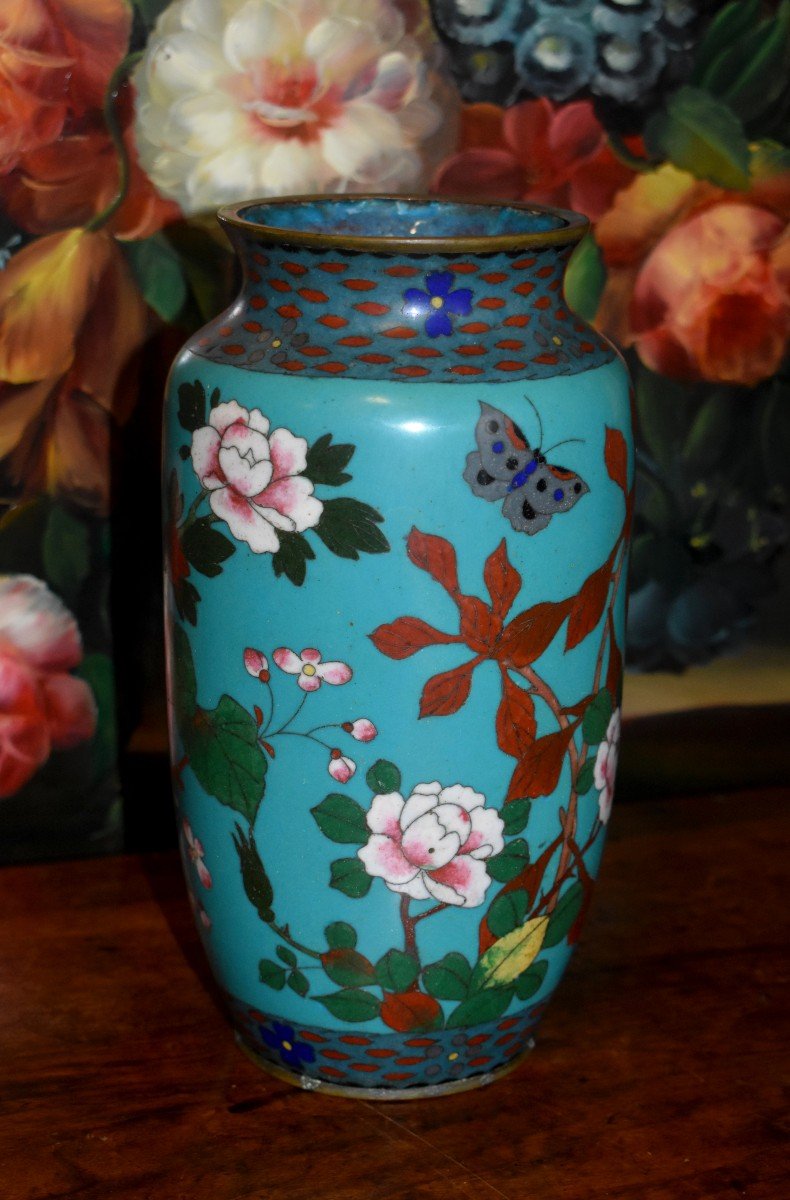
[0,0,788,859]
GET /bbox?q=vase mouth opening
[218,194,588,255]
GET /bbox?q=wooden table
[2,789,787,1200]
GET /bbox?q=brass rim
[217,193,589,255]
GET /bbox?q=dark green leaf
[186,696,267,824]
[311,794,368,844]
[288,969,309,997]
[375,950,419,993]
[233,825,274,923]
[305,433,355,486]
[487,838,530,883]
[271,530,315,586]
[543,881,585,949]
[699,4,790,125]
[314,497,389,560]
[124,233,188,322]
[174,578,200,626]
[514,959,549,1001]
[329,857,372,899]
[582,689,613,746]
[170,624,197,737]
[324,921,357,949]
[693,0,761,83]
[43,505,90,603]
[365,759,401,795]
[0,497,49,576]
[644,87,750,190]
[682,391,740,476]
[258,959,286,990]
[181,517,235,578]
[315,989,381,1023]
[487,888,530,938]
[133,0,171,28]
[564,235,606,322]
[321,947,376,988]
[75,654,116,778]
[575,759,596,796]
[446,986,514,1029]
[276,945,297,967]
[422,952,472,1000]
[177,381,207,433]
[502,798,531,836]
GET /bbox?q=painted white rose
[358,781,505,908]
[593,707,621,824]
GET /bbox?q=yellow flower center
[282,1040,293,1051]
[552,335,562,346]
[272,337,282,348]
[302,663,317,676]
[430,295,444,309]
[448,1052,459,1061]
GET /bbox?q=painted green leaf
[311,794,369,844]
[682,392,740,477]
[176,380,207,433]
[186,696,267,823]
[321,947,376,988]
[699,3,790,125]
[271,530,315,587]
[181,517,235,578]
[276,945,297,967]
[487,888,530,938]
[258,959,285,990]
[563,235,606,323]
[329,857,372,899]
[502,798,532,836]
[421,952,472,1000]
[446,986,514,1029]
[515,959,549,1001]
[133,0,172,29]
[471,916,549,991]
[124,233,188,322]
[43,505,90,604]
[644,87,750,190]
[365,759,401,795]
[543,882,584,949]
[582,689,613,746]
[305,433,354,486]
[693,0,761,82]
[76,654,116,778]
[171,623,197,737]
[315,989,381,1023]
[486,838,530,883]
[288,969,309,997]
[233,825,274,924]
[314,497,389,559]
[0,497,49,576]
[375,949,419,993]
[324,921,357,949]
[575,759,596,796]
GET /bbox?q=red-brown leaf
[419,658,478,718]
[496,671,537,759]
[369,616,458,660]
[561,694,593,719]
[507,725,576,799]
[458,595,501,653]
[497,599,571,667]
[381,991,442,1033]
[565,550,614,650]
[483,539,522,618]
[407,527,459,595]
[604,426,628,493]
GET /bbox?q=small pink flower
[188,884,212,930]
[593,708,621,824]
[182,818,212,889]
[273,646,352,692]
[343,718,377,742]
[328,749,356,783]
[244,647,270,682]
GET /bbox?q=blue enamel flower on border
[403,271,473,337]
[260,1021,316,1070]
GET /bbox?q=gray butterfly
[463,401,589,535]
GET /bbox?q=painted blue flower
[260,1021,316,1070]
[403,271,473,337]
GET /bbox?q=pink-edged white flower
[190,401,322,554]
[328,749,356,782]
[132,0,444,214]
[342,717,377,742]
[182,818,212,889]
[593,708,621,824]
[244,647,270,681]
[358,781,505,908]
[273,646,351,692]
[187,884,213,930]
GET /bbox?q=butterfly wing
[474,402,534,481]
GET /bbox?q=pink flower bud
[244,647,269,681]
[328,751,356,783]
[344,718,377,742]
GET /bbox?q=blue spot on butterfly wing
[553,489,564,501]
[507,457,538,493]
[492,441,504,453]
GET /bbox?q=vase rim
[217,194,589,255]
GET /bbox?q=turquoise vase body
[164,198,632,1098]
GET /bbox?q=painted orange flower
[596,163,790,387]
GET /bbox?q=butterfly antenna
[542,437,585,456]
[522,394,544,448]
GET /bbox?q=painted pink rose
[0,575,97,798]
[190,401,322,553]
[182,817,212,888]
[358,781,505,908]
[273,646,352,692]
[328,750,356,782]
[593,708,621,824]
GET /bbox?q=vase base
[235,1031,534,1101]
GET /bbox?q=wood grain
[1,789,787,1200]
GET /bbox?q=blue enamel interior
[237,198,570,239]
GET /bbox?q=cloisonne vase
[164,196,632,1099]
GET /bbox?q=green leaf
[321,947,376,988]
[124,233,188,322]
[582,689,613,746]
[174,578,200,627]
[311,794,369,844]
[575,759,596,796]
[514,959,549,1001]
[305,433,355,486]
[563,235,606,323]
[329,857,372,899]
[186,695,267,824]
[288,969,309,997]
[233,825,274,924]
[698,3,790,125]
[181,517,235,578]
[315,989,381,1023]
[324,921,357,949]
[486,838,530,883]
[644,87,750,190]
[543,882,585,949]
[446,986,514,1029]
[276,945,297,967]
[314,497,389,560]
[132,0,171,28]
[421,952,472,1000]
[693,0,761,83]
[258,959,286,990]
[365,759,401,795]
[682,391,740,477]
[375,949,419,993]
[0,497,49,576]
[76,654,116,778]
[502,798,531,836]
[271,530,316,586]
[471,917,549,991]
[177,381,207,433]
[171,624,197,736]
[43,505,90,603]
[487,888,530,938]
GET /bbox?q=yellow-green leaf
[471,916,549,990]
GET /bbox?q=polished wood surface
[2,788,787,1200]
